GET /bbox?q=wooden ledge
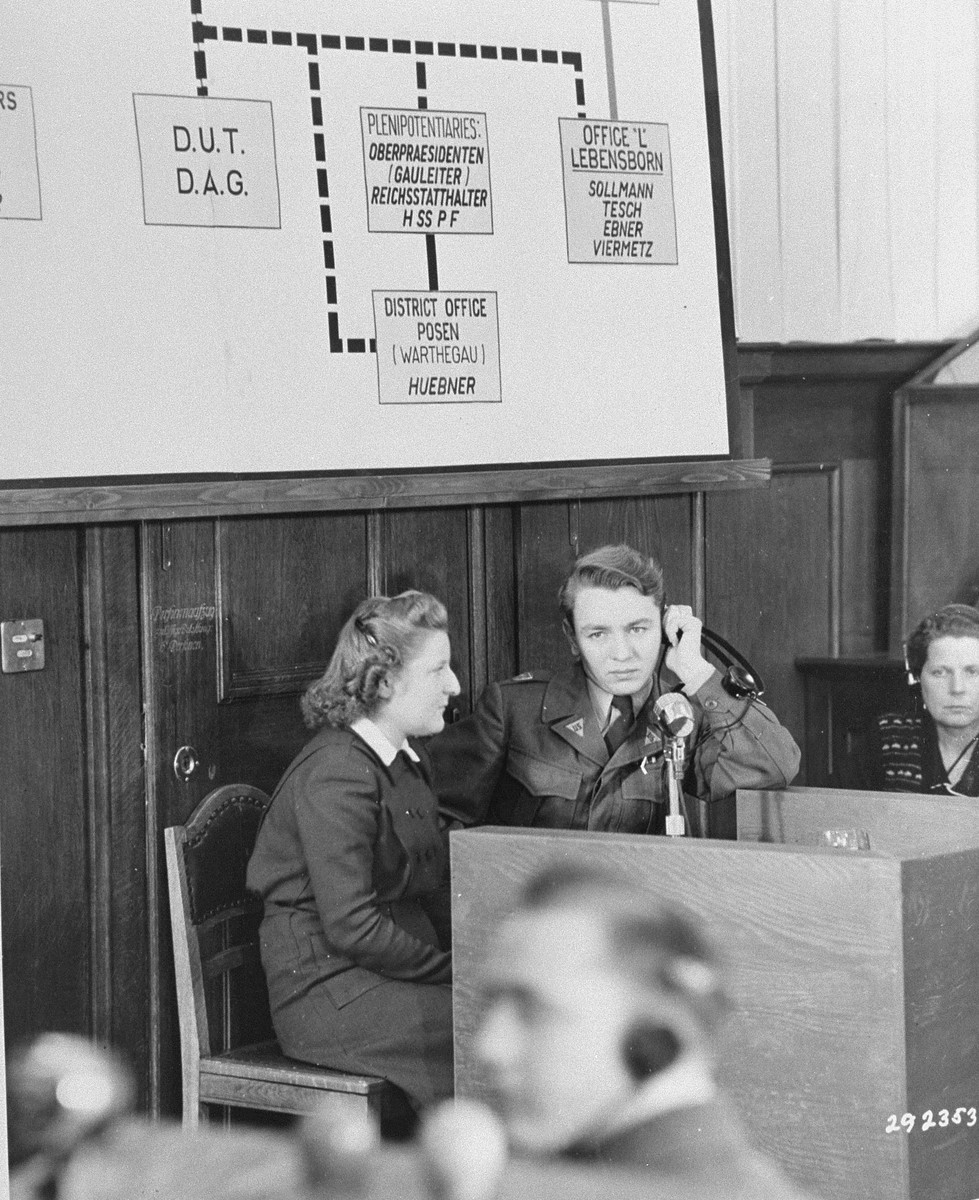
[0,458,771,526]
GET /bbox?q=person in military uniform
[429,544,800,834]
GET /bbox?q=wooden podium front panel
[451,828,911,1200]
[904,848,979,1200]
[738,788,979,1198]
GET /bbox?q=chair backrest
[164,784,273,1064]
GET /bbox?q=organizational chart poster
[2,0,732,478]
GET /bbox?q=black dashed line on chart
[190,6,588,353]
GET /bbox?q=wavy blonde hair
[300,591,449,730]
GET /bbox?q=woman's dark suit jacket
[246,723,452,1102]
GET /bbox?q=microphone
[418,1099,509,1200]
[652,693,694,838]
[652,691,695,740]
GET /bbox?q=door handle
[173,745,199,783]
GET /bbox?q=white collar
[350,717,419,767]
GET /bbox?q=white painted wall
[712,0,979,342]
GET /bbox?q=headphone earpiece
[903,642,918,689]
[620,1023,681,1083]
[698,627,765,700]
[722,665,762,700]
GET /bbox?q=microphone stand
[663,736,686,837]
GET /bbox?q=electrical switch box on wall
[1,619,45,672]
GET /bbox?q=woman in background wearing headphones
[874,603,979,795]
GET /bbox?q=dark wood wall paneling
[0,528,92,1049]
[217,513,369,702]
[891,386,979,647]
[728,342,951,775]
[705,464,840,748]
[83,526,148,1105]
[0,340,951,1113]
[739,342,950,656]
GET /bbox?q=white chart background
[2,0,732,479]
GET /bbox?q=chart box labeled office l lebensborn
[560,118,677,265]
[373,290,501,405]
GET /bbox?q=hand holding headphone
[659,602,765,701]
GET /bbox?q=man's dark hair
[558,544,666,629]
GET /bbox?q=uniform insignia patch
[566,717,585,737]
[644,726,659,744]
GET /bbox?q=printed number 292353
[885,1108,977,1133]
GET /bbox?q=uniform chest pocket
[507,746,582,800]
[613,762,665,834]
[619,764,663,804]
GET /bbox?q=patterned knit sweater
[874,711,979,796]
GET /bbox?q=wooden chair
[164,783,390,1129]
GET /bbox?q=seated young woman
[873,603,979,796]
[247,590,460,1119]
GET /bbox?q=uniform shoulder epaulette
[504,670,549,684]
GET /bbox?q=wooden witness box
[450,800,979,1200]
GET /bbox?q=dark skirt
[271,972,454,1112]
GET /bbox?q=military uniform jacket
[430,662,800,834]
